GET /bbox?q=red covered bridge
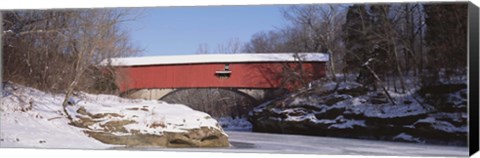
[102,53,329,101]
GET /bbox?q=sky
[125,5,289,57]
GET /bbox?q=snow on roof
[100,52,329,67]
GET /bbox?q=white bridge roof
[101,52,329,67]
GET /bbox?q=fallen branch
[47,116,64,121]
[363,63,396,105]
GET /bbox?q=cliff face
[249,81,467,146]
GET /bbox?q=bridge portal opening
[160,88,259,118]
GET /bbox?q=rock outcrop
[249,81,467,146]
[65,93,230,148]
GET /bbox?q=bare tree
[243,30,288,53]
[282,4,347,81]
[2,9,140,121]
[341,4,430,93]
[197,37,243,54]
[196,43,210,54]
[217,37,242,54]
[60,10,140,120]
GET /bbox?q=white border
[1,1,476,158]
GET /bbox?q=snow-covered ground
[0,82,225,148]
[1,84,111,148]
[0,105,111,149]
[126,131,468,157]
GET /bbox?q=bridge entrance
[160,88,258,118]
[121,88,287,117]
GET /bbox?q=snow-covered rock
[249,80,467,146]
[1,82,229,148]
[217,117,252,131]
[393,133,423,143]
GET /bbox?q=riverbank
[249,80,468,146]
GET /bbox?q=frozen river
[124,131,468,157]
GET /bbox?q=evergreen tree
[423,3,467,82]
[342,4,376,88]
[368,4,392,76]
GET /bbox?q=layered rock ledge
[249,81,467,146]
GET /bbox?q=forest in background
[2,9,140,94]
[241,3,467,92]
[196,3,467,91]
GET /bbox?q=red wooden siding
[115,62,326,92]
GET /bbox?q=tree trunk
[364,64,396,105]
[392,37,406,93]
[293,53,308,88]
[61,81,76,121]
[328,50,337,82]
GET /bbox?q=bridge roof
[101,53,329,67]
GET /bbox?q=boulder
[67,95,230,148]
[84,127,229,148]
